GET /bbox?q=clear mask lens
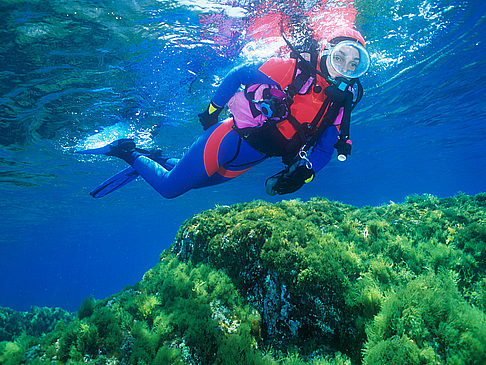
[329,41,370,79]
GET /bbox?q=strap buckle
[298,149,313,170]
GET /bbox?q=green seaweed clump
[0,306,74,342]
[0,306,74,364]
[1,255,267,364]
[171,193,486,363]
[0,193,485,364]
[363,271,486,364]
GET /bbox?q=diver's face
[326,44,361,78]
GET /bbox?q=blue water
[1,0,485,312]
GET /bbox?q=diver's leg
[132,120,265,198]
[192,126,266,188]
[132,131,212,198]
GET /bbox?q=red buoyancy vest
[258,57,337,140]
[228,56,347,161]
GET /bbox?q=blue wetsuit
[132,62,339,198]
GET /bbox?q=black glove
[265,160,315,195]
[334,137,352,161]
[198,101,223,130]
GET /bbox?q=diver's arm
[199,62,277,130]
[264,126,339,196]
[212,62,277,106]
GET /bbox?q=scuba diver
[77,27,370,199]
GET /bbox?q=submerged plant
[1,193,485,364]
[363,270,486,364]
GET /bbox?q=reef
[1,194,485,364]
[0,306,74,342]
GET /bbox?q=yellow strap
[304,175,314,184]
[208,102,220,115]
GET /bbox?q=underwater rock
[171,195,486,362]
[1,194,485,364]
[0,306,74,342]
[170,199,361,353]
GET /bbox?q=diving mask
[328,40,370,79]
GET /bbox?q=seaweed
[363,271,486,364]
[1,194,485,364]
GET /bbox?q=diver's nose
[342,62,351,73]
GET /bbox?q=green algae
[0,306,74,342]
[1,194,485,364]
[363,270,486,364]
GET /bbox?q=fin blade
[89,167,139,198]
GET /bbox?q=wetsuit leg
[132,119,266,198]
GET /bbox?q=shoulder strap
[352,79,363,109]
[300,99,339,154]
[285,53,318,99]
[300,85,354,157]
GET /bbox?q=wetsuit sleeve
[212,62,278,107]
[308,126,339,173]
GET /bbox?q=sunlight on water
[177,0,248,18]
[0,0,484,183]
[239,39,286,62]
[76,123,135,150]
[74,122,158,152]
[0,0,483,188]
[0,0,469,151]
[358,0,463,88]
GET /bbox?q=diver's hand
[334,137,352,161]
[265,160,315,195]
[198,101,223,130]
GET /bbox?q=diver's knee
[159,192,178,199]
[156,187,184,199]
